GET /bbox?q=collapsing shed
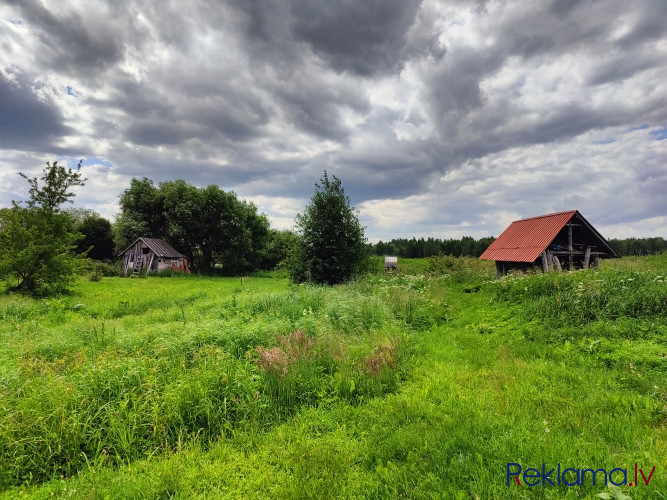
[121,237,191,276]
[479,210,619,276]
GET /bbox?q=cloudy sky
[1,0,666,242]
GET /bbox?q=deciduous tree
[0,161,86,296]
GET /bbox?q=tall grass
[1,258,665,498]
[492,265,667,324]
[0,276,423,489]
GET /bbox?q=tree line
[607,237,667,256]
[372,236,496,258]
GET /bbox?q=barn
[479,210,619,276]
[121,237,191,276]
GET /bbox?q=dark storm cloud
[123,121,192,147]
[613,0,667,50]
[6,0,124,77]
[290,0,425,76]
[229,0,444,77]
[95,78,174,120]
[271,75,370,141]
[586,53,662,86]
[0,74,73,149]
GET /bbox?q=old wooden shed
[479,210,619,276]
[121,237,191,276]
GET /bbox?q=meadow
[0,256,665,499]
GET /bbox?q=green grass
[1,257,666,498]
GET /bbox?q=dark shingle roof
[121,237,185,258]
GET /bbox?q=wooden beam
[568,225,574,270]
[593,255,600,269]
[583,246,591,269]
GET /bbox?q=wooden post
[593,255,599,269]
[583,246,591,269]
[495,261,503,277]
[553,256,562,271]
[541,251,549,273]
[568,225,574,270]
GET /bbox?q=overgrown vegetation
[0,256,665,498]
[0,276,426,489]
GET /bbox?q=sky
[1,0,666,243]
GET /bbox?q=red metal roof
[479,210,577,262]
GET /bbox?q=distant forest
[372,236,496,258]
[372,236,667,259]
[607,237,667,256]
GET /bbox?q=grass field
[0,256,665,499]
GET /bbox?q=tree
[0,161,86,296]
[113,177,166,249]
[75,214,115,261]
[289,172,367,285]
[20,160,86,213]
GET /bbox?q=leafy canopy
[290,172,367,285]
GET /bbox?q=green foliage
[19,160,86,214]
[374,235,496,258]
[608,236,667,256]
[113,177,165,248]
[0,208,82,296]
[0,161,87,297]
[75,214,115,260]
[492,267,667,324]
[290,172,368,285]
[259,229,300,270]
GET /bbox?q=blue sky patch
[650,127,667,140]
[81,157,113,168]
[596,138,616,144]
[66,85,81,97]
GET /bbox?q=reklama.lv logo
[506,463,656,487]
